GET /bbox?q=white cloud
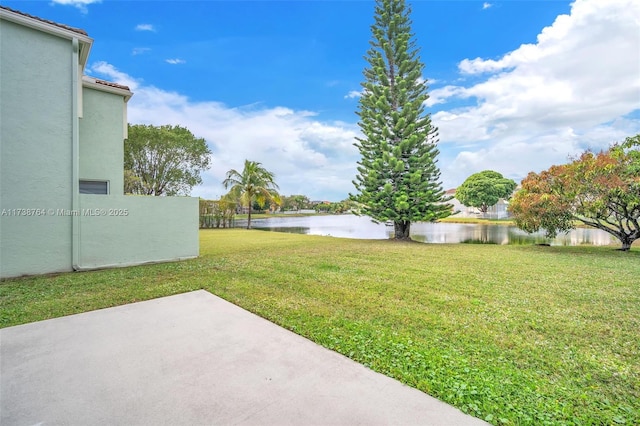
[132,47,151,56]
[90,61,140,90]
[439,118,638,190]
[165,58,186,65]
[135,24,155,32]
[430,0,640,188]
[90,63,360,201]
[344,90,363,99]
[424,85,469,107]
[51,0,100,13]
[482,2,492,10]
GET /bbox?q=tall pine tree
[352,0,451,240]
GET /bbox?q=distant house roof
[0,5,88,36]
[445,188,457,195]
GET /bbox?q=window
[79,180,108,195]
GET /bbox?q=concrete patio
[1,290,487,425]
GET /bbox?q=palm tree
[222,160,281,229]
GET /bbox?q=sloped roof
[82,76,133,101]
[0,5,93,67]
[2,6,131,100]
[94,78,131,92]
[0,5,88,36]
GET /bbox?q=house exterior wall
[79,86,125,195]
[78,195,199,268]
[0,20,75,277]
[77,85,199,270]
[1,8,200,279]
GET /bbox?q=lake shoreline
[235,213,603,230]
[229,214,618,247]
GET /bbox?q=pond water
[236,214,615,246]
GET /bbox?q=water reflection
[237,214,615,246]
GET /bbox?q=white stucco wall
[0,20,75,278]
[78,195,199,269]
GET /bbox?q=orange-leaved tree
[508,135,640,250]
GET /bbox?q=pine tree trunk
[394,221,411,240]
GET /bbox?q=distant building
[445,189,511,219]
[0,6,198,278]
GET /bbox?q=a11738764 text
[1,208,129,217]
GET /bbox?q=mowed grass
[1,230,639,425]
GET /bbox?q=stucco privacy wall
[0,20,75,277]
[79,86,126,194]
[77,195,199,268]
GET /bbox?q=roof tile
[0,5,88,36]
[94,79,131,92]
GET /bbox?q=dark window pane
[79,180,108,195]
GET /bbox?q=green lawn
[1,230,638,425]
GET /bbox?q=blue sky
[6,0,639,201]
